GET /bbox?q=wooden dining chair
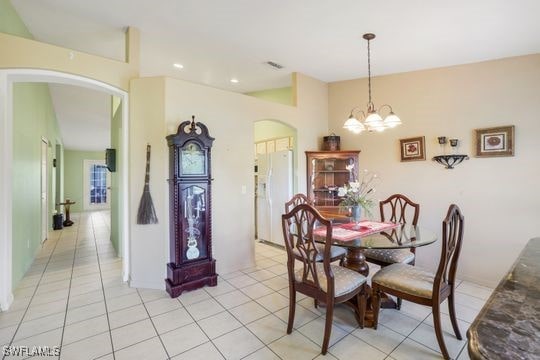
[282,203,367,355]
[364,194,420,267]
[363,194,420,309]
[285,194,347,265]
[371,204,464,360]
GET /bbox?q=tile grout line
[89,212,116,360]
[57,214,82,358]
[455,341,468,360]
[204,258,333,358]
[197,279,294,360]
[176,294,231,360]
[384,311,436,359]
[134,288,173,359]
[158,277,276,359]
[3,227,66,360]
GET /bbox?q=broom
[136,144,158,224]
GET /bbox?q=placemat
[313,220,399,241]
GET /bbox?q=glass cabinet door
[306,151,360,213]
[181,185,207,261]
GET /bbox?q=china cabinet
[305,150,360,217]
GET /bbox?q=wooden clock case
[165,117,217,297]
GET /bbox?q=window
[90,164,108,204]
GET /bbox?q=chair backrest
[434,204,464,294]
[282,204,334,295]
[284,193,312,213]
[379,194,420,226]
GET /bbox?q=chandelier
[343,33,402,134]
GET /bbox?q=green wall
[0,0,32,38]
[110,98,122,254]
[64,150,105,213]
[5,0,66,287]
[12,83,64,286]
[254,119,296,142]
[245,87,293,106]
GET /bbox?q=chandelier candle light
[343,33,402,134]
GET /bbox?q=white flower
[338,170,379,217]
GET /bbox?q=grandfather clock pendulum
[165,116,217,297]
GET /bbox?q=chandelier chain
[367,37,372,105]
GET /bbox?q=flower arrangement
[337,170,379,216]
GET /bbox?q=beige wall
[0,28,139,91]
[129,73,328,288]
[328,54,540,287]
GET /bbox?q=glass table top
[314,223,437,250]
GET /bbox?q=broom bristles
[137,189,158,224]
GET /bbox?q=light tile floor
[0,211,494,360]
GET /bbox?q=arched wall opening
[0,69,130,311]
[253,119,297,246]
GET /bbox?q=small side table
[58,200,76,226]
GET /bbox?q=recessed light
[173,63,184,69]
[230,78,239,83]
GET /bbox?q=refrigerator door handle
[266,167,272,207]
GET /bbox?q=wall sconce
[432,137,469,169]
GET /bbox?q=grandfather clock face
[180,142,206,176]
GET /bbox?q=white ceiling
[48,84,111,151]
[12,0,540,93]
[10,0,540,150]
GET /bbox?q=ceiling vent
[265,61,284,70]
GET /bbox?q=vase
[351,205,361,225]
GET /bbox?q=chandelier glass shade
[343,33,402,134]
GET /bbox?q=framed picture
[475,125,515,157]
[400,136,425,162]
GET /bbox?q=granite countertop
[467,237,540,360]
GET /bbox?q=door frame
[41,137,49,243]
[0,69,130,311]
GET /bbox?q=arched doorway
[254,119,297,246]
[0,69,130,310]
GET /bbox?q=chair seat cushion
[364,248,415,264]
[372,263,434,299]
[295,263,366,297]
[315,244,347,261]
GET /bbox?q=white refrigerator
[256,150,293,246]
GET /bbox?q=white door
[41,139,48,243]
[84,160,111,210]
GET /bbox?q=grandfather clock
[165,116,217,297]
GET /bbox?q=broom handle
[144,144,151,188]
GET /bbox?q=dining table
[314,220,438,327]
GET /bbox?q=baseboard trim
[129,279,165,290]
[0,292,14,311]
